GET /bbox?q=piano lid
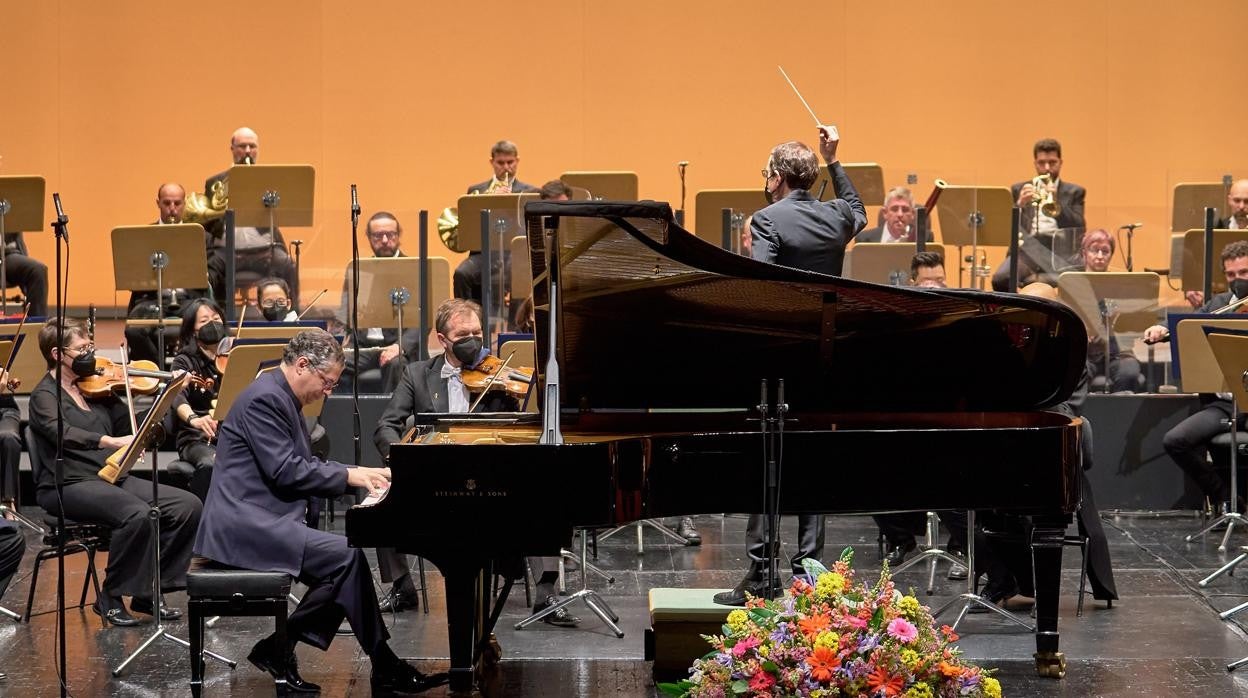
[524,200,1087,415]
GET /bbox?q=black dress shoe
[677,517,702,546]
[532,595,580,627]
[247,636,321,693]
[712,573,782,606]
[378,587,420,613]
[92,597,140,627]
[371,660,450,695]
[884,538,917,566]
[130,596,183,621]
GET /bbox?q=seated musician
[0,233,47,319]
[0,370,20,518]
[0,373,25,579]
[855,186,934,244]
[204,127,297,305]
[370,299,581,624]
[1078,229,1143,393]
[193,329,444,694]
[453,141,541,306]
[125,183,210,366]
[169,299,227,501]
[716,125,865,606]
[1147,240,1248,508]
[251,277,298,322]
[1218,179,1248,230]
[911,250,948,288]
[992,138,1087,292]
[28,319,202,626]
[336,211,422,393]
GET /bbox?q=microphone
[52,193,68,242]
[678,161,689,168]
[350,184,360,215]
[1118,222,1143,230]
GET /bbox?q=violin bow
[117,343,145,467]
[298,288,329,320]
[1,303,29,380]
[467,352,516,413]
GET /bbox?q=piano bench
[186,561,292,698]
[645,588,734,682]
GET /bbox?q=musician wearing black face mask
[369,299,564,621]
[253,277,298,322]
[1148,241,1248,507]
[27,318,202,626]
[169,299,227,501]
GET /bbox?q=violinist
[27,318,201,627]
[170,299,227,501]
[0,368,19,518]
[1150,240,1248,507]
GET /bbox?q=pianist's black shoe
[248,634,321,693]
[884,538,917,567]
[677,517,702,546]
[378,583,420,613]
[713,572,782,606]
[92,595,140,627]
[371,659,450,695]
[533,595,580,627]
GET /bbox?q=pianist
[371,299,579,626]
[193,329,445,694]
[716,125,866,606]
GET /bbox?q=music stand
[935,185,1014,289]
[111,224,209,364]
[508,236,531,301]
[693,190,767,250]
[0,176,45,316]
[1181,229,1248,297]
[458,195,535,337]
[809,163,885,206]
[1056,272,1160,393]
[225,164,315,313]
[347,257,450,346]
[560,172,638,201]
[1173,183,1228,233]
[845,243,953,286]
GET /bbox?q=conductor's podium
[646,587,735,681]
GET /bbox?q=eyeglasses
[761,168,773,179]
[260,300,290,309]
[311,367,339,391]
[367,231,400,240]
[66,343,94,356]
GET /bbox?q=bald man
[203,127,296,306]
[1219,179,1248,230]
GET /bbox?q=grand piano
[347,200,1087,693]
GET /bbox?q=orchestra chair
[22,426,107,624]
[186,557,288,697]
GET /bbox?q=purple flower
[859,633,879,652]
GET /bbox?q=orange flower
[937,660,965,678]
[798,612,831,639]
[866,665,904,697]
[805,645,840,682]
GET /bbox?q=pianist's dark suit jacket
[1010,179,1087,233]
[373,354,518,459]
[194,369,350,575]
[750,162,868,276]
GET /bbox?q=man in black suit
[454,140,540,305]
[194,329,444,694]
[715,126,866,607]
[992,138,1087,291]
[856,186,934,244]
[1149,241,1248,508]
[337,211,421,393]
[203,127,296,304]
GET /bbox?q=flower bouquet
[658,549,1002,697]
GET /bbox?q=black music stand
[0,176,45,316]
[458,194,539,339]
[935,185,1014,289]
[693,190,767,252]
[224,164,315,316]
[111,224,209,365]
[1056,272,1160,393]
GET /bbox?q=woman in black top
[28,318,201,626]
[169,299,226,501]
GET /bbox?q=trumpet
[1030,174,1061,218]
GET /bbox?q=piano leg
[1031,516,1067,679]
[442,563,488,694]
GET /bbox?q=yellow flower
[904,683,933,698]
[726,609,749,633]
[897,595,923,619]
[816,572,847,599]
[900,648,920,668]
[982,676,1002,698]
[759,644,770,658]
[814,631,840,649]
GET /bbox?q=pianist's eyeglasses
[312,367,339,391]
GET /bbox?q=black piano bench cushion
[187,568,291,599]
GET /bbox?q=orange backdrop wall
[2,0,1246,309]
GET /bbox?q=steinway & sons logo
[433,478,508,498]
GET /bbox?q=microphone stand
[1120,223,1141,272]
[50,194,69,698]
[350,185,361,469]
[676,162,689,226]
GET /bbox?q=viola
[461,354,534,402]
[76,357,210,399]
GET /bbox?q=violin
[461,354,534,402]
[76,358,211,399]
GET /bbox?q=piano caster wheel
[1034,651,1066,678]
